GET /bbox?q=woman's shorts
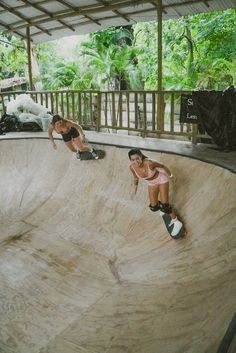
[62,127,80,142]
[147,170,169,186]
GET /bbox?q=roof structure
[0,0,235,43]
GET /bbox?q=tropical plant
[80,27,143,90]
[133,8,236,90]
[1,8,235,92]
[0,32,27,79]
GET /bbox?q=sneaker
[169,218,183,237]
[90,149,99,159]
[76,151,81,160]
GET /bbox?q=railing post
[156,0,164,133]
[112,92,116,132]
[142,92,147,137]
[157,92,165,132]
[96,92,101,132]
[192,123,198,144]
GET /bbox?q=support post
[156,0,164,132]
[26,26,33,91]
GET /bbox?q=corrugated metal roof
[0,0,235,43]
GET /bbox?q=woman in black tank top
[48,114,98,159]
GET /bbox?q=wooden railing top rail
[0,89,194,95]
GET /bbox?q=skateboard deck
[162,213,185,239]
[78,149,105,161]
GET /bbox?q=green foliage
[80,26,143,89]
[133,22,158,89]
[1,8,235,92]
[45,61,99,90]
[50,63,78,88]
[133,9,235,90]
[91,26,133,47]
[0,32,27,79]
[36,41,62,89]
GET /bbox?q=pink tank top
[132,162,158,180]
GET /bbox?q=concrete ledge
[1,131,236,173]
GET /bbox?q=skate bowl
[0,138,235,353]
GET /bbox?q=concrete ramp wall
[0,139,235,353]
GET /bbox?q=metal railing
[0,89,209,143]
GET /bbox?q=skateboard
[77,149,105,161]
[162,213,186,239]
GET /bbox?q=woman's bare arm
[149,160,175,180]
[48,124,57,149]
[129,165,139,194]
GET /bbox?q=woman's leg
[64,140,77,152]
[72,136,92,153]
[159,182,183,237]
[148,185,159,207]
[159,182,177,219]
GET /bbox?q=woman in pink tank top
[128,148,182,237]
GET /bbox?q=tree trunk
[31,44,43,91]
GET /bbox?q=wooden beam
[157,0,162,92]
[26,27,33,91]
[0,20,27,40]
[156,0,164,131]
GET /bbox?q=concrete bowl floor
[0,138,235,353]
